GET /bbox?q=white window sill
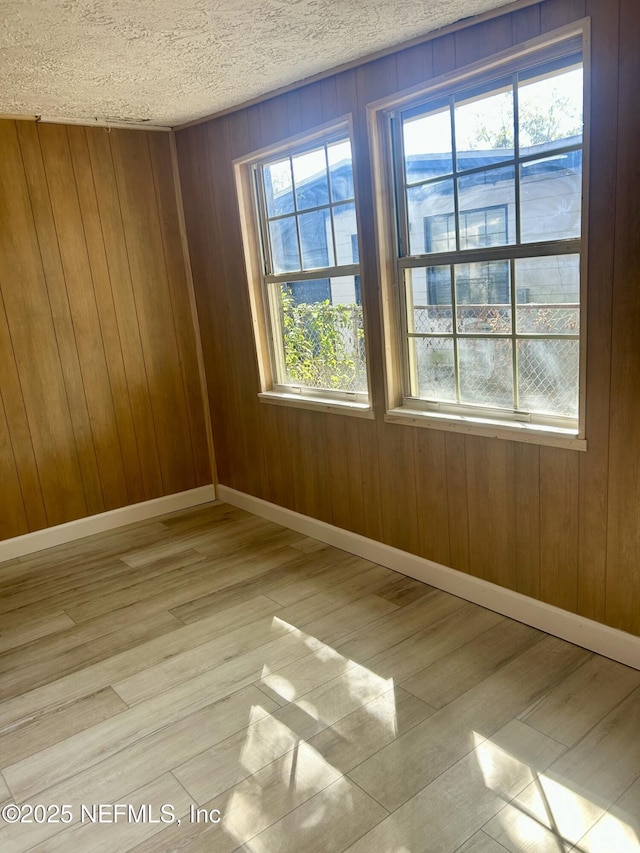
[259,391,374,419]
[385,406,586,451]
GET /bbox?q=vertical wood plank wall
[0,123,211,540]
[177,0,640,639]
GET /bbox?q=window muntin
[254,133,368,402]
[392,51,583,430]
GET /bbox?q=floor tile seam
[566,766,640,852]
[544,679,640,758]
[171,686,436,804]
[2,685,262,805]
[344,725,491,813]
[0,606,287,729]
[396,631,549,712]
[182,758,352,849]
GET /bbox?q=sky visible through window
[403,66,583,159]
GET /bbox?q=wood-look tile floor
[1,501,639,853]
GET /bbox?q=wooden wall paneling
[342,418,366,538]
[540,0,586,31]
[514,443,541,600]
[444,433,470,573]
[206,117,266,497]
[64,126,145,506]
[230,105,283,502]
[510,2,542,43]
[227,110,253,160]
[259,406,295,511]
[465,436,516,589]
[324,414,352,532]
[85,127,164,500]
[576,0,619,623]
[396,41,435,91]
[376,422,420,555]
[0,246,48,533]
[413,428,451,567]
[258,96,289,149]
[335,68,358,118]
[356,418,384,543]
[453,14,514,67]
[174,125,235,489]
[0,392,29,539]
[16,122,105,518]
[147,132,211,487]
[286,408,332,524]
[299,81,329,132]
[539,447,580,612]
[38,123,129,513]
[206,134,255,492]
[0,121,87,527]
[227,106,287,503]
[246,104,263,152]
[431,33,457,78]
[109,129,194,496]
[605,0,640,636]
[285,89,303,137]
[320,77,339,123]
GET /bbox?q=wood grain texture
[175,0,634,637]
[465,437,516,589]
[540,447,580,612]
[0,121,211,541]
[577,0,618,624]
[605,0,640,635]
[0,502,637,853]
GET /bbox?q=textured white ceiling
[0,0,512,127]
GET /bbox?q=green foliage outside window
[279,287,366,393]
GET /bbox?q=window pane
[455,261,511,333]
[276,280,366,393]
[292,147,329,210]
[518,63,582,152]
[520,150,582,242]
[264,158,294,216]
[458,338,513,408]
[516,255,580,334]
[408,178,455,255]
[328,140,355,201]
[269,216,300,273]
[412,337,456,401]
[405,267,453,334]
[403,105,453,183]
[458,168,515,248]
[299,209,334,270]
[517,338,579,417]
[455,82,514,170]
[333,203,359,265]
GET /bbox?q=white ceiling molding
[0,0,517,127]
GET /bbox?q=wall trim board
[0,485,216,562]
[218,485,640,671]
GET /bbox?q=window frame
[234,117,374,417]
[367,21,590,450]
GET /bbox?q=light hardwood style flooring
[0,502,639,852]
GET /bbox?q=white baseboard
[0,485,217,562]
[218,485,640,671]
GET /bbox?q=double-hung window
[242,127,369,411]
[384,40,585,438]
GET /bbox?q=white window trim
[367,20,591,449]
[234,116,374,416]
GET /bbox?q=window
[384,43,584,437]
[244,128,369,410]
